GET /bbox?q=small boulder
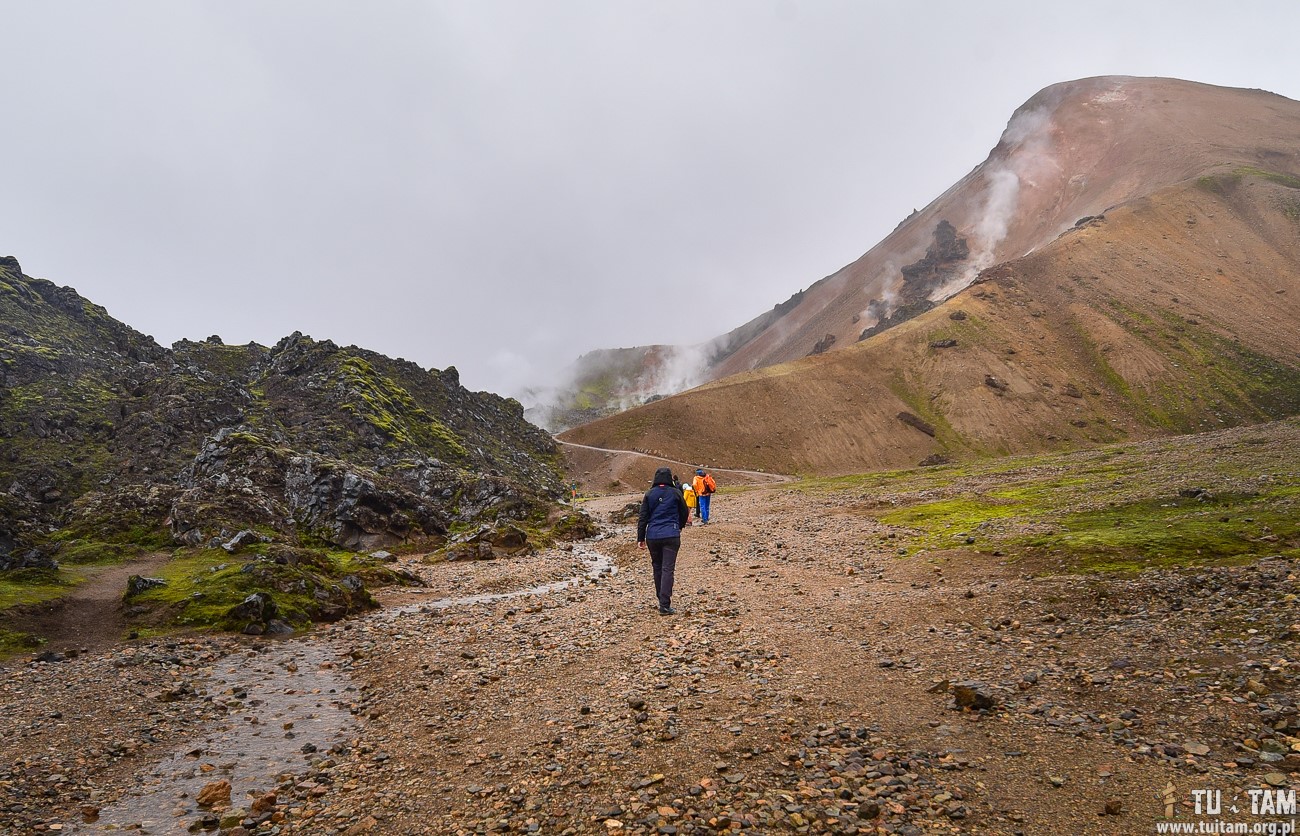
[610,502,640,523]
[264,619,294,636]
[554,511,599,541]
[809,333,837,355]
[1245,678,1270,696]
[221,529,269,554]
[125,575,167,598]
[952,681,1000,711]
[896,411,937,437]
[196,779,231,809]
[227,591,276,624]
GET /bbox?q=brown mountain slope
[707,76,1300,378]
[562,170,1300,474]
[537,77,1300,431]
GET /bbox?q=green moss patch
[0,568,77,611]
[880,497,1026,548]
[128,548,400,631]
[797,417,1300,575]
[1234,166,1300,190]
[0,628,43,654]
[338,356,468,458]
[887,374,967,454]
[42,536,161,566]
[1079,300,1300,433]
[1014,490,1298,573]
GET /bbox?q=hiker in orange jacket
[691,468,716,524]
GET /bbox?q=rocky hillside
[0,257,570,634]
[711,75,1300,375]
[541,76,1300,426]
[563,169,1300,474]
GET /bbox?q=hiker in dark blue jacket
[637,466,690,615]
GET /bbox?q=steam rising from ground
[855,263,902,330]
[855,105,1062,327]
[532,92,1071,428]
[629,343,711,408]
[928,104,1059,301]
[519,341,714,430]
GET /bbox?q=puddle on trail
[70,642,353,833]
[69,546,614,831]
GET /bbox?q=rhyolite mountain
[542,77,1300,430]
[561,77,1300,473]
[0,255,569,586]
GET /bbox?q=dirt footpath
[3,480,1295,835]
[7,552,172,652]
[288,484,1297,834]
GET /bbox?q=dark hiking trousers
[647,536,680,608]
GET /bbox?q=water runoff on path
[67,543,615,832]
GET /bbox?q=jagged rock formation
[808,334,837,356]
[0,258,565,568]
[900,220,970,296]
[857,298,936,342]
[858,220,970,341]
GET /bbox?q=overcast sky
[4,1,1300,396]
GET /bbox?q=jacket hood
[652,467,674,485]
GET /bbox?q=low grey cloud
[3,1,1298,396]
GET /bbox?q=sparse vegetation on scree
[793,416,1300,573]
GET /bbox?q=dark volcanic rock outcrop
[900,220,970,293]
[0,258,564,562]
[859,220,969,341]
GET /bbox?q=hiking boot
[658,606,676,616]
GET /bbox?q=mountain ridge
[539,76,1300,430]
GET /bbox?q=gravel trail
[3,433,1296,835]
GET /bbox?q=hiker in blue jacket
[637,466,690,615]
